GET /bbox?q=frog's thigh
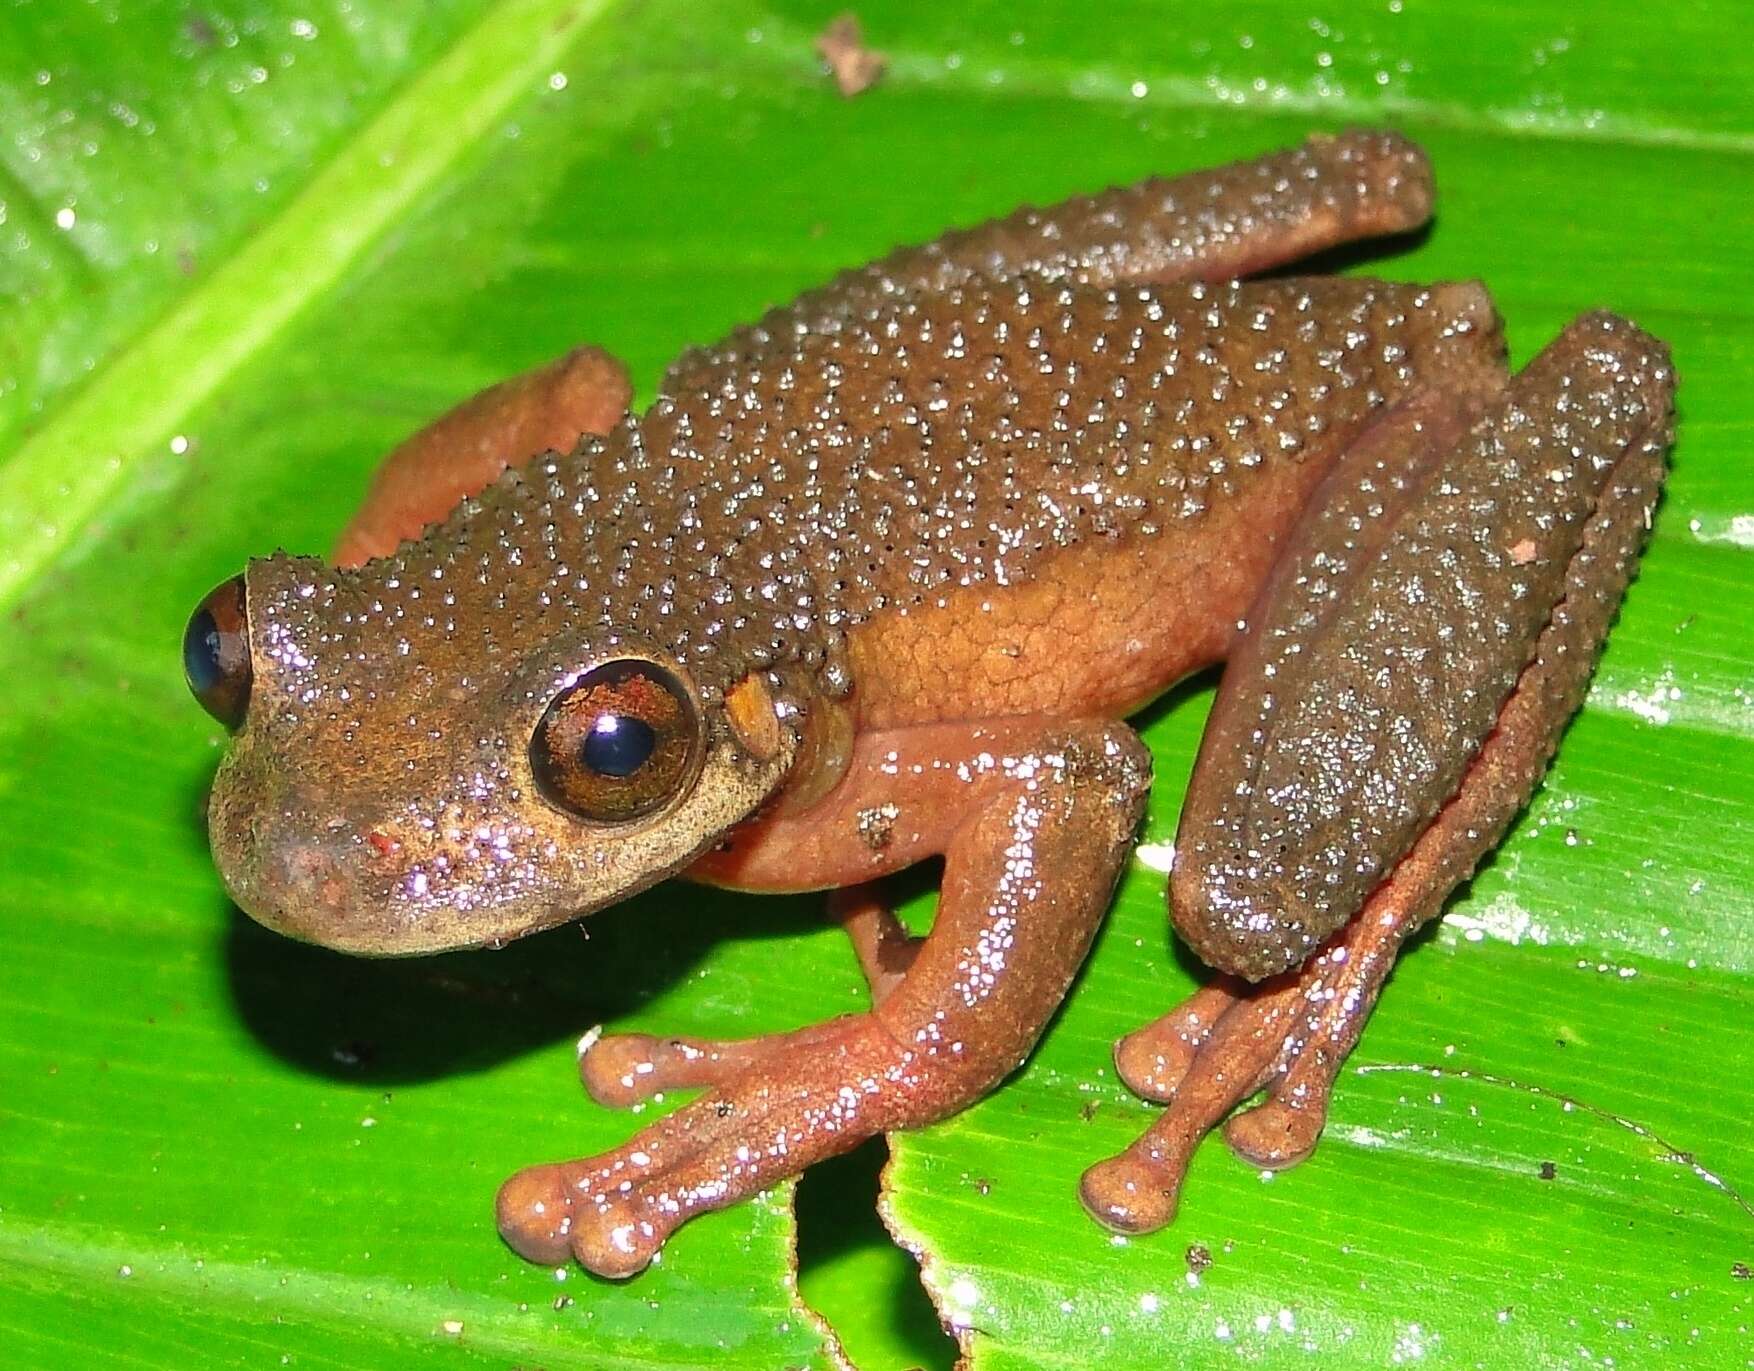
[498,715,1151,1278]
[1083,315,1673,1235]
[332,345,632,566]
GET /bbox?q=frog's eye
[531,659,703,823]
[184,575,253,730]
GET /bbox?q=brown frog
[185,130,1674,1278]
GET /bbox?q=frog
[185,129,1675,1278]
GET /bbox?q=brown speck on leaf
[1732,1261,1752,1280]
[1186,1243,1213,1272]
[1080,1099,1100,1121]
[1538,1160,1558,1180]
[816,13,886,97]
[185,14,218,47]
[1508,537,1538,565]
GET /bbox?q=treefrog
[185,130,1674,1277]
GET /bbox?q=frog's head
[186,465,801,956]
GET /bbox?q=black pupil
[184,608,224,693]
[582,714,656,778]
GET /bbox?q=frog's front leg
[496,715,1151,1277]
[1084,313,1674,1233]
[331,344,632,566]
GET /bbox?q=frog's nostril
[227,829,370,947]
[274,841,352,918]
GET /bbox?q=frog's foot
[501,716,1150,1277]
[502,1012,932,1276]
[577,883,921,1108]
[333,344,632,566]
[1084,316,1674,1236]
[1082,900,1415,1232]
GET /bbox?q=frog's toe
[567,1198,661,1281]
[1223,1093,1326,1170]
[1078,1151,1182,1233]
[1223,917,1407,1168]
[578,1032,672,1107]
[579,1020,852,1107]
[495,1162,577,1265]
[1112,978,1245,1103]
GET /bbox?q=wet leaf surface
[2,2,1749,1367]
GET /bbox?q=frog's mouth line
[209,720,797,958]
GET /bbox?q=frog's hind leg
[1083,898,1417,1230]
[1082,313,1674,1234]
[575,883,921,1108]
[829,881,924,1002]
[664,129,1435,391]
[332,345,632,566]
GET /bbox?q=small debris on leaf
[1185,1243,1213,1272]
[1538,1160,1558,1181]
[1732,1261,1751,1280]
[816,13,886,97]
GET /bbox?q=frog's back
[630,274,1503,724]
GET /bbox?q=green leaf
[2,3,1748,1370]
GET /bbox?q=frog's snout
[208,760,398,952]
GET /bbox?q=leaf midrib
[0,0,630,613]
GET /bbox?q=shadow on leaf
[223,881,830,1086]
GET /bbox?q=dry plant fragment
[817,13,886,97]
